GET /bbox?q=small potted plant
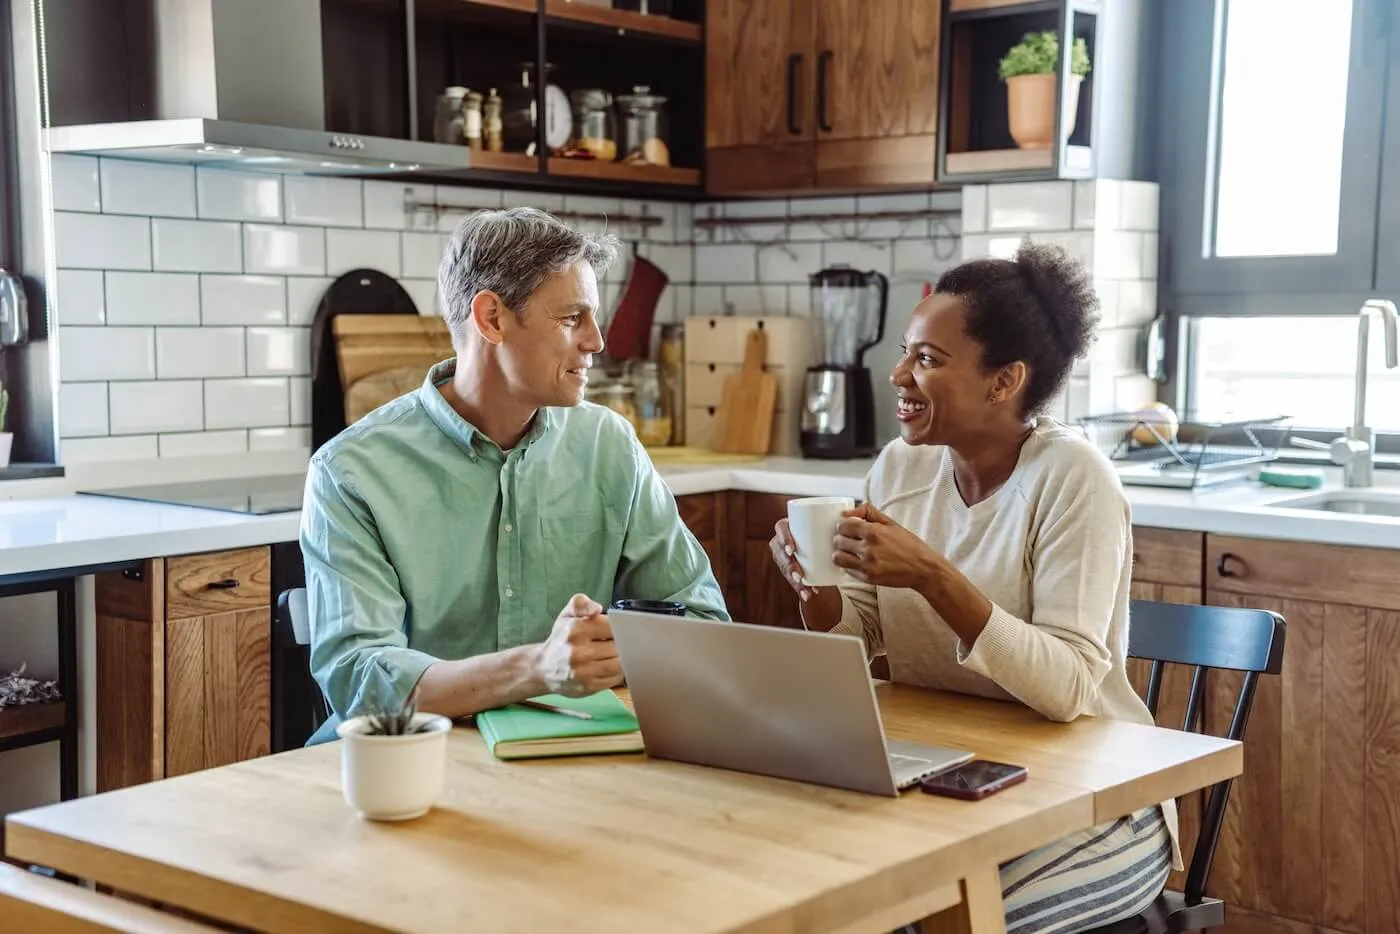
[336,689,452,821]
[998,30,1092,150]
[0,382,12,468]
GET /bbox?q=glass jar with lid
[631,361,672,447]
[570,88,617,162]
[616,86,670,167]
[433,86,468,144]
[588,378,638,431]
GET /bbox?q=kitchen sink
[1266,490,1400,518]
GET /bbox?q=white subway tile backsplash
[692,285,726,317]
[400,278,439,317]
[287,276,333,325]
[152,219,243,273]
[960,233,1022,261]
[787,284,812,318]
[857,193,932,239]
[432,188,504,232]
[326,228,401,277]
[50,155,102,212]
[723,284,786,316]
[100,161,196,218]
[249,426,311,452]
[197,170,283,222]
[401,233,444,279]
[290,377,311,424]
[55,212,151,270]
[364,182,436,231]
[563,195,623,236]
[109,381,204,435]
[55,270,105,325]
[159,430,249,458]
[205,378,290,429]
[105,272,200,325]
[500,189,564,212]
[58,383,109,438]
[247,327,311,376]
[823,240,891,275]
[1094,231,1144,280]
[787,196,857,241]
[285,177,365,228]
[893,238,957,278]
[1119,182,1159,232]
[640,243,693,284]
[62,435,158,464]
[245,225,326,275]
[638,201,677,243]
[1117,280,1158,328]
[961,185,987,234]
[156,327,245,379]
[1141,233,1159,280]
[987,182,1074,232]
[201,275,287,325]
[59,327,155,381]
[695,244,756,283]
[758,243,821,284]
[1037,231,1096,271]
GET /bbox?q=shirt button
[503,523,513,532]
[505,587,515,598]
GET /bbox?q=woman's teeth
[897,398,928,415]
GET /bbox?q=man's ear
[469,290,508,346]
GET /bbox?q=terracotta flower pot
[1006,74,1082,149]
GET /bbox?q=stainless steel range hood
[40,0,472,176]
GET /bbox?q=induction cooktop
[80,473,307,515]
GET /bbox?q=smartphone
[919,760,1028,800]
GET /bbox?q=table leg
[919,866,1006,934]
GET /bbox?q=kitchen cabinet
[1202,534,1400,934]
[95,548,272,791]
[705,0,941,196]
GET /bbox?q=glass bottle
[484,89,504,153]
[632,362,672,447]
[658,324,685,445]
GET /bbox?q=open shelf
[466,0,539,12]
[948,0,1060,18]
[0,701,65,744]
[545,0,701,42]
[548,157,698,186]
[471,150,543,173]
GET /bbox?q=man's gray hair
[437,207,619,337]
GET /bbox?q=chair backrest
[1126,600,1286,907]
[0,862,216,932]
[273,588,330,739]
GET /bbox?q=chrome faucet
[1294,300,1399,487]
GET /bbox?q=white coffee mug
[787,496,855,587]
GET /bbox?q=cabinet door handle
[787,53,803,135]
[816,50,834,133]
[1215,553,1242,578]
[206,578,240,591]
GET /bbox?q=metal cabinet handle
[1215,553,1242,578]
[787,53,803,135]
[206,578,240,591]
[816,50,833,133]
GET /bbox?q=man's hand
[533,594,624,697]
[832,503,942,590]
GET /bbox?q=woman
[770,242,1178,934]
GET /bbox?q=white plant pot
[337,712,452,821]
[0,433,12,468]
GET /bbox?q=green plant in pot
[336,688,453,821]
[0,382,12,468]
[998,30,1091,150]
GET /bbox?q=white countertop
[2,454,1399,580]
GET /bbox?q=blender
[801,266,888,459]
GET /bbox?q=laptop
[608,610,974,797]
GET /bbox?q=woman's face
[890,292,1005,447]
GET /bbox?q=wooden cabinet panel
[1132,527,1204,589]
[743,540,805,630]
[705,143,816,197]
[95,561,166,793]
[814,0,940,142]
[705,0,813,149]
[166,547,272,620]
[166,608,272,778]
[676,492,718,541]
[814,135,936,190]
[1206,535,1400,612]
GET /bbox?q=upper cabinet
[705,0,941,196]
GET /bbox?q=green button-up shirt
[300,359,729,744]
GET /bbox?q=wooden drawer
[683,316,814,367]
[1131,527,1203,588]
[1206,535,1400,611]
[165,548,273,620]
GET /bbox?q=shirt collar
[418,358,556,459]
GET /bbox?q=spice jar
[616,86,670,167]
[433,86,468,144]
[591,379,638,431]
[631,362,672,447]
[570,88,617,162]
[463,90,484,151]
[483,89,504,153]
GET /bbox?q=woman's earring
[986,392,998,405]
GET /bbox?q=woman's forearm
[797,586,844,632]
[916,558,994,647]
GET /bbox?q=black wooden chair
[1082,600,1286,934]
[272,588,331,748]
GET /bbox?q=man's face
[496,260,605,408]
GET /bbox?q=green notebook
[476,691,644,760]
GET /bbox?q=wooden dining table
[3,683,1240,934]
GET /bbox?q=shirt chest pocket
[540,503,624,605]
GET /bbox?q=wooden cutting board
[712,328,777,455]
[344,365,425,423]
[331,314,453,423]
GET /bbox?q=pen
[518,698,594,720]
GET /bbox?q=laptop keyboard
[889,753,930,771]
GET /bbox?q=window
[1212,0,1353,259]
[1189,316,1400,433]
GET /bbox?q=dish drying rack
[1075,412,1293,489]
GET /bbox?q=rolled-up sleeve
[301,458,439,723]
[612,444,731,622]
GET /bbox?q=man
[301,207,728,744]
